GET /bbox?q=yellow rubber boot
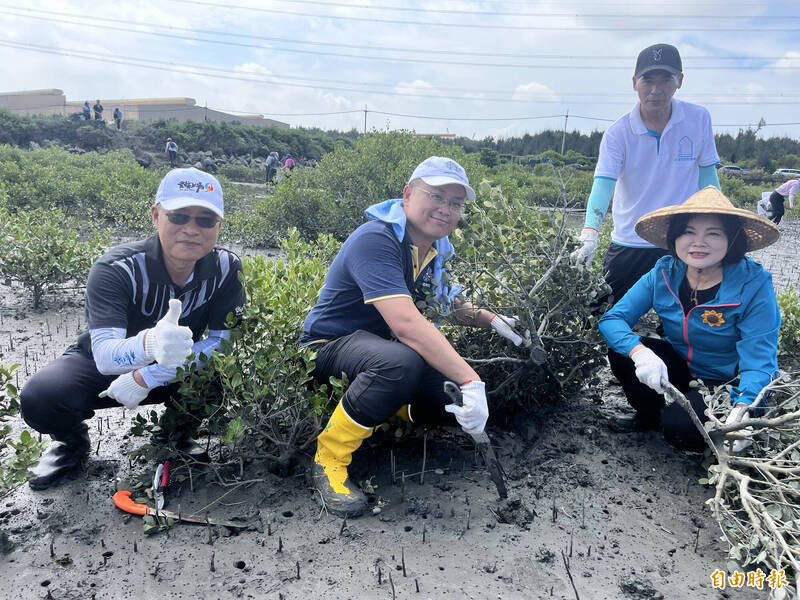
[312,403,373,517]
[389,404,410,424]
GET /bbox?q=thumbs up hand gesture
[143,299,193,368]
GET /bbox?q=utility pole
[560,109,569,155]
[363,105,368,134]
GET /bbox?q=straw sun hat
[634,186,780,252]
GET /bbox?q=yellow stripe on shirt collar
[410,245,438,281]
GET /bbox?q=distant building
[0,88,289,128]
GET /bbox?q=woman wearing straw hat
[598,186,780,451]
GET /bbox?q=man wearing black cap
[571,43,721,305]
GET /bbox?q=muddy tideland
[5,233,796,600]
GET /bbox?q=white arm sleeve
[90,328,152,375]
[138,329,231,388]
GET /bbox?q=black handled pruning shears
[444,381,508,499]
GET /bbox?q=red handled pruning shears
[153,460,170,511]
[112,491,251,529]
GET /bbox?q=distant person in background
[93,100,103,121]
[283,155,296,178]
[113,107,123,131]
[265,151,279,184]
[166,138,178,167]
[767,178,798,224]
[82,101,91,121]
[570,43,720,305]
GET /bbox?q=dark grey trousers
[310,330,459,428]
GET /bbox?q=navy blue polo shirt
[300,220,436,345]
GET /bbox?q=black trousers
[310,330,459,428]
[769,191,786,224]
[603,243,668,306]
[20,352,179,439]
[608,337,724,452]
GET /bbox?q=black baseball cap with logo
[634,44,682,78]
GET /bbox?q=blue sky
[1,1,799,141]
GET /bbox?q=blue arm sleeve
[598,269,657,355]
[138,329,231,388]
[698,164,720,190]
[731,279,780,408]
[583,177,616,230]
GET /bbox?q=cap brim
[157,198,224,218]
[418,175,476,201]
[636,65,681,78]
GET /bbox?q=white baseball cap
[408,156,476,201]
[155,168,224,218]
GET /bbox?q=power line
[8,98,799,131]
[347,0,767,5]
[5,39,800,108]
[370,110,567,122]
[171,0,800,31]
[169,0,797,19]
[6,6,796,62]
[2,7,799,70]
[12,35,788,100]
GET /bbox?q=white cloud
[233,62,273,77]
[394,80,434,95]
[772,51,800,72]
[512,82,559,102]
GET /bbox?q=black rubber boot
[608,413,660,434]
[29,424,90,491]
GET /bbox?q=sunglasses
[165,212,220,229]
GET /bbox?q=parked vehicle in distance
[566,163,589,170]
[717,165,750,177]
[772,168,800,179]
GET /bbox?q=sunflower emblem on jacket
[701,309,725,327]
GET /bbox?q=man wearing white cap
[20,168,246,490]
[301,156,529,517]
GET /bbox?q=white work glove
[570,228,599,266]
[143,299,193,369]
[99,371,150,409]
[725,404,753,453]
[490,314,532,347]
[631,347,668,394]
[445,381,489,435]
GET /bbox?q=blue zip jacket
[599,255,780,408]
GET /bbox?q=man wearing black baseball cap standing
[572,44,721,306]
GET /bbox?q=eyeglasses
[165,212,221,229]
[411,186,466,212]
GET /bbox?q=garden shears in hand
[444,380,508,499]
